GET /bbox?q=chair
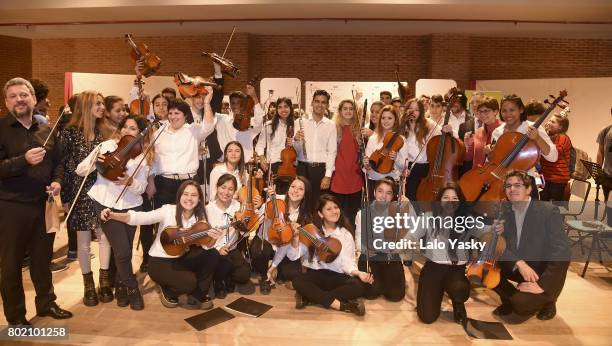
[565,220,612,277]
[560,178,591,220]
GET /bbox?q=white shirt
[214,104,265,161]
[287,226,358,275]
[127,204,198,259]
[364,132,406,181]
[448,110,466,139]
[76,139,150,210]
[491,120,558,176]
[293,116,338,177]
[151,121,214,176]
[206,200,241,251]
[255,120,289,164]
[208,163,246,201]
[400,118,441,165]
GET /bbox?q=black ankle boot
[295,293,309,309]
[98,269,114,303]
[452,301,467,325]
[537,302,556,320]
[115,284,129,307]
[339,299,365,316]
[82,272,99,306]
[127,287,144,311]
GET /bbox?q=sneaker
[340,299,365,316]
[236,281,255,295]
[186,295,214,310]
[50,261,68,273]
[159,286,179,308]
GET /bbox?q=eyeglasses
[504,183,526,189]
[478,108,494,114]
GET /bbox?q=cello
[459,90,568,203]
[416,90,465,201]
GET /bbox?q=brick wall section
[0,34,609,121]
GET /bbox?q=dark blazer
[457,113,475,141]
[500,200,570,299]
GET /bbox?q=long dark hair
[284,176,313,225]
[270,97,295,140]
[175,180,207,228]
[215,173,238,200]
[432,182,470,218]
[500,94,527,122]
[223,141,245,180]
[314,194,353,235]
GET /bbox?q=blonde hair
[333,99,362,140]
[67,91,106,142]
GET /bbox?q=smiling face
[504,176,531,202]
[192,94,205,111]
[545,116,561,135]
[225,143,242,165]
[369,104,382,125]
[406,101,421,120]
[311,94,329,117]
[288,179,306,203]
[478,106,498,125]
[374,182,394,202]
[153,97,169,120]
[4,84,35,119]
[318,200,341,225]
[120,118,139,137]
[339,101,355,122]
[501,100,523,127]
[440,188,460,214]
[108,100,127,126]
[92,95,106,119]
[216,179,237,203]
[429,101,443,118]
[168,108,186,130]
[379,110,396,132]
[179,184,200,212]
[277,100,291,120]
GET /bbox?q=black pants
[154,175,196,206]
[271,162,291,196]
[0,199,56,323]
[331,190,362,231]
[540,181,568,204]
[529,176,540,200]
[213,248,251,285]
[459,160,473,177]
[139,195,155,266]
[297,162,327,206]
[358,254,405,302]
[406,162,429,202]
[292,268,366,308]
[277,256,303,282]
[250,236,275,279]
[95,201,140,289]
[493,266,557,317]
[417,261,470,324]
[148,247,219,300]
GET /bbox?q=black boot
[127,287,145,311]
[452,301,467,325]
[82,272,99,306]
[260,279,272,295]
[214,281,227,299]
[295,292,310,309]
[115,284,129,307]
[339,299,365,316]
[537,302,556,320]
[98,269,114,303]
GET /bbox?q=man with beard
[0,77,73,325]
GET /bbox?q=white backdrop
[71,72,176,101]
[415,79,457,98]
[476,77,612,159]
[304,81,399,116]
[259,78,302,107]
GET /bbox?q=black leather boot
[127,287,145,311]
[82,272,99,306]
[98,269,114,303]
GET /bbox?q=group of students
[0,68,571,327]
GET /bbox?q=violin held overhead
[125,34,161,78]
[232,75,261,131]
[174,72,217,99]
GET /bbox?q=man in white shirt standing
[294,90,337,203]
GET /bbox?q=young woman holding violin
[463,97,502,169]
[59,91,109,307]
[490,95,558,199]
[76,115,154,310]
[400,97,441,201]
[266,176,313,288]
[101,180,221,310]
[209,141,249,201]
[209,174,257,297]
[289,194,373,316]
[406,182,497,325]
[355,178,412,302]
[255,97,296,195]
[330,99,364,230]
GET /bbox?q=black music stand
[581,159,607,220]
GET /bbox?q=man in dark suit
[494,169,570,321]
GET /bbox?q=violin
[265,175,293,246]
[368,124,405,174]
[96,121,156,181]
[416,89,465,202]
[296,224,342,263]
[458,90,568,204]
[125,34,161,78]
[276,124,297,179]
[160,219,241,257]
[129,77,149,116]
[233,75,261,131]
[247,151,265,195]
[174,72,217,99]
[201,52,241,78]
[385,162,412,242]
[235,164,263,232]
[466,205,506,288]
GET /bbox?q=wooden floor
[2,230,612,346]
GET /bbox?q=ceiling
[1,0,611,39]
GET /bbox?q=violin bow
[65,143,103,223]
[404,111,445,173]
[221,26,237,59]
[42,107,68,149]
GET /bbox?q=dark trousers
[0,199,56,323]
[297,162,327,205]
[529,176,540,200]
[250,236,274,279]
[417,261,470,324]
[406,162,429,202]
[277,256,303,282]
[358,254,405,302]
[292,268,366,308]
[94,201,140,289]
[271,162,291,196]
[459,160,473,177]
[493,266,557,316]
[154,175,196,206]
[67,227,77,253]
[213,248,251,285]
[540,181,568,204]
[331,190,362,231]
[139,195,155,266]
[148,247,219,300]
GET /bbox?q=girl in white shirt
[289,194,374,316]
[101,180,222,310]
[209,141,247,201]
[77,115,153,310]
